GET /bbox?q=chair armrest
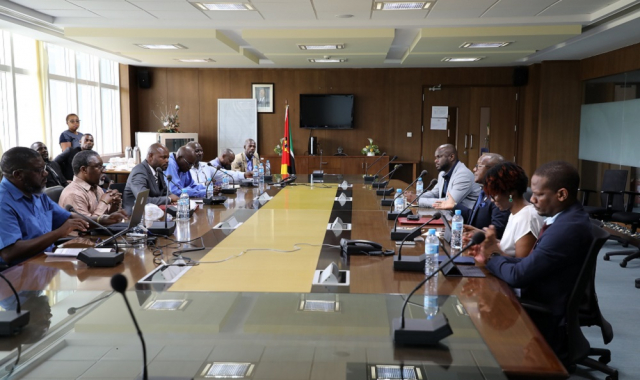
[623,191,640,212]
[520,301,553,315]
[578,189,597,206]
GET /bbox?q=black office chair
[604,207,640,267]
[109,182,126,194]
[522,224,618,380]
[44,186,64,203]
[579,169,628,220]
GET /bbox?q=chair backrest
[44,186,64,204]
[109,182,126,194]
[566,224,610,363]
[600,169,628,212]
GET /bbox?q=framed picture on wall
[252,83,274,113]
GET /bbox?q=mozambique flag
[281,105,296,176]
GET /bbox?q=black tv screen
[300,94,354,129]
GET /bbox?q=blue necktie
[469,190,485,224]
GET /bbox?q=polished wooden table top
[3,175,566,379]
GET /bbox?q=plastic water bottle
[177,189,190,220]
[423,275,439,319]
[222,172,230,189]
[451,209,463,250]
[425,228,439,276]
[258,162,265,184]
[394,189,405,212]
[253,164,259,185]
[416,177,424,194]
[265,160,271,176]
[206,178,214,199]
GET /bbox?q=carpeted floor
[567,240,640,380]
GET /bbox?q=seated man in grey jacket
[409,144,480,209]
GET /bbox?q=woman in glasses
[59,113,84,151]
[483,162,545,258]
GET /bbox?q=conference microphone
[388,173,432,215]
[390,181,436,240]
[67,291,114,315]
[111,274,191,380]
[65,205,124,267]
[393,212,442,271]
[364,152,387,181]
[379,164,404,205]
[0,273,30,336]
[392,232,485,346]
[217,168,238,194]
[370,155,397,188]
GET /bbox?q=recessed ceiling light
[298,44,344,50]
[374,1,433,10]
[308,58,347,63]
[442,57,484,62]
[194,2,255,11]
[176,58,216,63]
[136,44,187,50]
[460,42,511,49]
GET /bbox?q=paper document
[46,248,115,257]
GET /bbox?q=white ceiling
[1,0,640,68]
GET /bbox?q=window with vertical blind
[0,29,121,157]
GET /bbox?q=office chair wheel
[604,254,610,261]
[620,261,627,268]
[599,353,611,364]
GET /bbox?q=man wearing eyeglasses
[164,145,207,197]
[30,142,68,188]
[54,134,95,181]
[0,147,90,266]
[58,150,127,226]
[457,153,510,239]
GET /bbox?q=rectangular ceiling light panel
[298,44,345,50]
[374,2,432,10]
[460,42,511,48]
[195,3,255,11]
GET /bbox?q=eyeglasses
[69,119,80,123]
[180,156,195,169]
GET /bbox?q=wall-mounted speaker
[513,66,528,87]
[137,68,151,89]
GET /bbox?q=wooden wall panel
[119,64,133,149]
[581,41,640,80]
[536,61,582,167]
[137,68,168,133]
[166,69,200,139]
[518,64,540,178]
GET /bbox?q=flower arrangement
[361,138,380,156]
[274,138,285,155]
[153,102,181,133]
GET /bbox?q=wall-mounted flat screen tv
[300,94,354,129]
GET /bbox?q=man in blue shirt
[164,146,206,197]
[0,147,89,266]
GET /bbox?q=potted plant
[361,138,380,156]
[153,103,181,133]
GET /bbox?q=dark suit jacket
[44,160,67,188]
[123,160,170,214]
[53,147,82,181]
[456,192,509,239]
[486,201,593,355]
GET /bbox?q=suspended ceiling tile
[10,0,83,10]
[243,29,394,54]
[313,0,373,12]
[481,0,560,18]
[67,0,143,11]
[539,4,617,17]
[129,1,200,12]
[402,51,532,66]
[316,10,372,19]
[372,10,429,20]
[409,25,582,53]
[255,2,317,20]
[146,10,211,20]
[89,10,157,19]
[40,9,101,17]
[433,0,498,10]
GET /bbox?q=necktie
[531,223,550,253]
[469,190,485,224]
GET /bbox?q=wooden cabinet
[262,155,389,176]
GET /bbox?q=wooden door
[469,87,519,162]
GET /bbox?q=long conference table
[0,175,566,379]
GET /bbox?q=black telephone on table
[340,239,394,263]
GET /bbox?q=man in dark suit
[473,160,593,362]
[54,134,94,180]
[123,143,178,214]
[30,142,67,188]
[458,153,510,239]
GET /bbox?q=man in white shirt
[209,148,252,186]
[187,142,216,185]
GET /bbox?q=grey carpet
[567,240,640,380]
